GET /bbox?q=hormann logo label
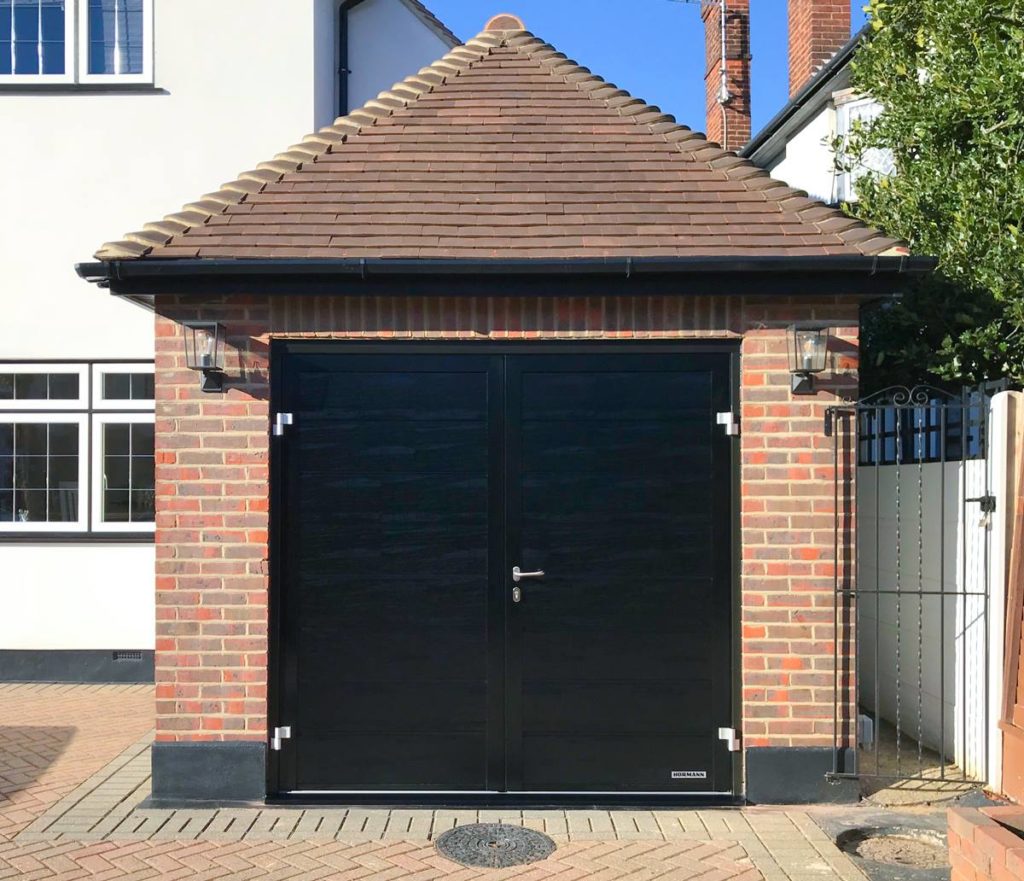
[671,771,707,779]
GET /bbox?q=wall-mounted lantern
[787,324,829,395]
[183,322,226,393]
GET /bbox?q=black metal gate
[827,385,995,783]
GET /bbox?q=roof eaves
[740,23,870,162]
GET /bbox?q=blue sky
[424,1,868,138]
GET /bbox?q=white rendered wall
[0,0,336,360]
[0,0,448,655]
[346,0,452,111]
[764,106,839,205]
[858,393,1012,787]
[0,545,155,649]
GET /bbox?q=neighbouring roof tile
[95,18,903,261]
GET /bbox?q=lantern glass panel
[184,323,224,372]
[788,326,828,375]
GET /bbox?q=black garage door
[271,345,735,797]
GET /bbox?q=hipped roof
[95,17,904,262]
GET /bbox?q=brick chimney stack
[788,0,851,97]
[701,0,751,153]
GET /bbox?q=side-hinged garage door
[270,344,736,798]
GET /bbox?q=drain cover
[435,823,557,868]
[837,827,949,870]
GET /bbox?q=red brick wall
[949,807,1024,881]
[702,0,752,152]
[788,0,851,97]
[153,293,858,754]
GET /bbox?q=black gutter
[76,254,935,284]
[740,24,870,161]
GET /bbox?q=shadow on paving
[0,726,76,803]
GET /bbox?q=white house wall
[0,0,336,360]
[0,545,155,649]
[346,0,453,111]
[0,0,454,663]
[764,106,839,206]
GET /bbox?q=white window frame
[0,363,89,410]
[0,0,153,85]
[91,412,155,533]
[91,362,155,410]
[77,0,153,84]
[0,0,76,83]
[0,413,89,532]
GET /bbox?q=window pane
[49,422,77,454]
[133,455,154,491]
[48,373,79,399]
[49,486,78,521]
[14,488,47,522]
[19,455,47,489]
[0,421,78,525]
[104,489,130,522]
[130,486,154,521]
[131,422,153,448]
[130,373,154,399]
[16,373,47,399]
[15,422,46,451]
[102,421,154,524]
[103,373,132,399]
[50,454,77,486]
[88,0,142,75]
[2,0,65,75]
[0,375,11,399]
[105,455,130,488]
[105,423,130,455]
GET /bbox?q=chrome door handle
[512,566,545,583]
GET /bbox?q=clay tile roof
[96,17,905,262]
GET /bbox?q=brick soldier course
[78,13,933,804]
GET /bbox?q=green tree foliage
[840,0,1024,390]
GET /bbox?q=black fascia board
[77,254,935,284]
[75,255,936,309]
[740,24,870,161]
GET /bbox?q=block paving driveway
[0,684,869,880]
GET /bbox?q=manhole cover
[435,823,557,868]
[838,827,948,869]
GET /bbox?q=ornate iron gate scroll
[826,386,992,783]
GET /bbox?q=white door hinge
[270,726,292,751]
[273,413,294,436]
[718,727,741,752]
[716,411,739,436]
